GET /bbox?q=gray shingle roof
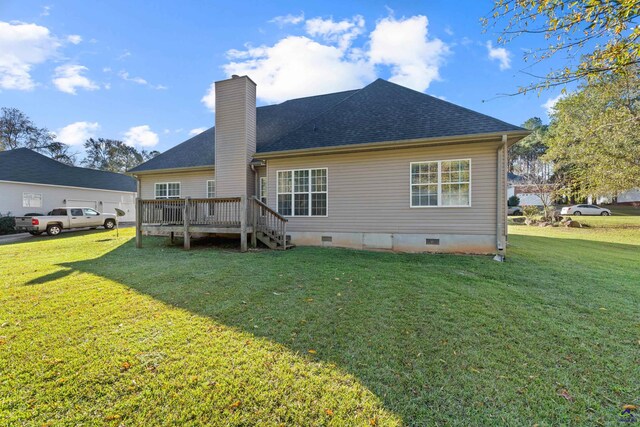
[129,79,524,173]
[0,148,137,192]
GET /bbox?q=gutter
[255,130,530,160]
[126,165,215,176]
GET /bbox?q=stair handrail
[251,196,288,222]
[251,196,287,248]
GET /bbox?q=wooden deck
[135,196,289,251]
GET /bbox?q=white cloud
[117,50,131,60]
[206,14,449,109]
[369,15,449,92]
[123,125,159,147]
[222,36,373,106]
[52,64,99,94]
[201,82,216,111]
[56,121,100,146]
[486,41,511,71]
[40,6,51,17]
[117,70,167,90]
[542,93,565,115]
[270,13,304,27]
[305,15,365,50]
[67,34,82,44]
[189,127,207,136]
[118,70,147,85]
[0,21,61,90]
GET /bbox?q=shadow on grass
[45,233,640,424]
[2,227,133,246]
[25,268,74,285]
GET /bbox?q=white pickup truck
[15,207,117,236]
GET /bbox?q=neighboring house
[0,148,137,221]
[129,76,528,256]
[507,173,552,206]
[595,190,640,205]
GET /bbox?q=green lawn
[1,221,639,426]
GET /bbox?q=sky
[0,0,568,157]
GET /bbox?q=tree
[141,150,161,161]
[544,68,640,198]
[509,117,550,176]
[82,138,159,172]
[520,171,564,220]
[484,0,640,93]
[0,107,75,165]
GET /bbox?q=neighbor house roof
[0,148,137,192]
[129,79,525,173]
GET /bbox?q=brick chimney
[214,75,257,198]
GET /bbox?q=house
[128,76,529,256]
[507,173,552,206]
[594,190,640,205]
[0,148,137,221]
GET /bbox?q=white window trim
[259,176,267,204]
[276,168,328,217]
[23,192,43,208]
[154,182,181,199]
[206,180,216,198]
[409,159,472,208]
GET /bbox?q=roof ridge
[257,83,369,152]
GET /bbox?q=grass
[1,220,639,426]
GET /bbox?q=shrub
[522,206,540,224]
[508,195,520,207]
[0,212,16,235]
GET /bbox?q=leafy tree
[508,195,520,207]
[141,150,161,161]
[544,68,640,198]
[509,117,550,176]
[484,0,640,93]
[0,107,75,165]
[82,138,159,172]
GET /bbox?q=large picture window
[277,168,327,216]
[410,159,470,207]
[155,182,180,199]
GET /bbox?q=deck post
[251,197,257,248]
[170,232,174,244]
[135,198,142,248]
[183,197,191,250]
[240,195,247,252]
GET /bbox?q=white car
[507,206,523,215]
[561,204,611,216]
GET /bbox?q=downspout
[494,135,507,262]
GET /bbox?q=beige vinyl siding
[138,170,215,199]
[245,80,257,199]
[266,141,500,235]
[214,76,256,197]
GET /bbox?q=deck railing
[251,196,288,248]
[139,197,242,227]
[136,196,288,251]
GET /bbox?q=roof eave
[127,164,215,176]
[255,130,530,159]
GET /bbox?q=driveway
[0,222,135,244]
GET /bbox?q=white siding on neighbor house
[138,170,215,199]
[265,141,502,236]
[595,189,640,204]
[0,181,136,221]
